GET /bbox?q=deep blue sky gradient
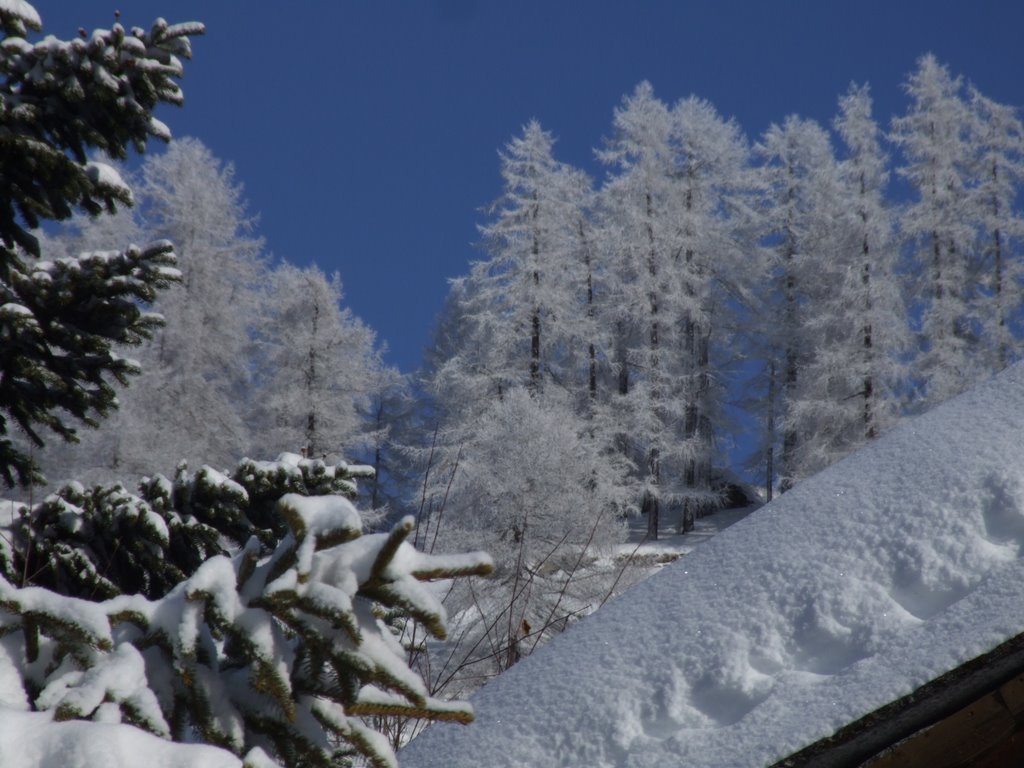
[29,1,1024,373]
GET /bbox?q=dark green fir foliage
[0,477,493,768]
[0,453,374,601]
[1,478,195,600]
[0,3,204,487]
[1,242,180,486]
[230,454,373,542]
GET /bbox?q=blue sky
[29,1,1024,373]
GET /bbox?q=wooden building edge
[772,631,1024,768]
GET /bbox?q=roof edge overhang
[772,630,1024,768]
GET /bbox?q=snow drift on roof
[401,362,1024,767]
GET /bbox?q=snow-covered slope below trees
[401,363,1024,767]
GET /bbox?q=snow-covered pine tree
[28,191,153,488]
[32,178,145,266]
[0,476,219,600]
[966,85,1024,371]
[0,464,493,768]
[891,54,979,407]
[0,5,204,487]
[0,453,372,601]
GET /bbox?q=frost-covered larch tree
[412,388,625,688]
[256,263,392,463]
[420,123,604,536]
[596,81,688,538]
[458,120,591,398]
[36,139,267,486]
[0,452,493,768]
[360,373,416,522]
[556,162,604,409]
[668,96,753,527]
[132,138,267,471]
[410,286,476,526]
[891,54,979,406]
[811,83,910,460]
[424,123,575,460]
[0,3,203,487]
[967,85,1024,371]
[773,87,910,485]
[755,115,847,490]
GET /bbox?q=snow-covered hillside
[401,363,1024,767]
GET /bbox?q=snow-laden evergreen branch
[0,460,492,768]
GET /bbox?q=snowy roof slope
[401,363,1024,768]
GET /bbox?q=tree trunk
[991,164,1006,369]
[862,237,876,440]
[781,270,798,492]
[582,221,598,402]
[530,309,541,391]
[643,449,660,541]
[766,360,776,502]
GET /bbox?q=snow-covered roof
[401,363,1024,767]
